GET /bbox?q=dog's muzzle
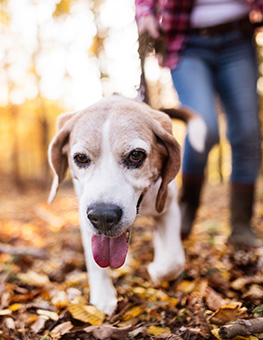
[87,203,129,269]
[87,203,123,234]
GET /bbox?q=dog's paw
[91,296,118,315]
[90,285,117,315]
[148,258,184,284]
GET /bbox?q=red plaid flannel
[135,0,263,69]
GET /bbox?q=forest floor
[0,177,263,340]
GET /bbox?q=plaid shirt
[135,0,263,69]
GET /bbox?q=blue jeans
[171,30,262,184]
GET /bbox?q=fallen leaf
[122,305,144,321]
[208,302,247,325]
[205,287,225,311]
[243,285,263,300]
[147,325,171,336]
[231,277,251,291]
[9,303,22,312]
[50,321,74,336]
[155,333,184,339]
[84,324,134,340]
[69,304,105,325]
[0,309,12,316]
[31,316,47,333]
[17,270,50,287]
[51,290,68,309]
[37,309,59,321]
[211,328,221,340]
[65,271,88,286]
[128,325,147,337]
[4,317,15,330]
[176,280,197,294]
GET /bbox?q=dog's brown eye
[129,150,145,163]
[125,149,146,169]
[74,153,91,168]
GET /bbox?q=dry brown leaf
[84,324,134,340]
[68,304,105,325]
[208,302,247,325]
[231,277,251,291]
[31,316,47,333]
[50,321,74,336]
[128,325,147,337]
[243,284,263,299]
[17,270,50,287]
[205,287,225,311]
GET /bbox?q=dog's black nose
[87,203,122,232]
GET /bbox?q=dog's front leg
[148,188,185,283]
[80,224,118,315]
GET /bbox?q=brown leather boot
[180,175,204,239]
[228,182,261,248]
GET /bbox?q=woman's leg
[171,55,219,176]
[171,53,219,238]
[217,34,262,247]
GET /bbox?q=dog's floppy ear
[150,109,181,213]
[48,111,78,204]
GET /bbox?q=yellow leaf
[68,304,105,325]
[9,303,22,312]
[211,328,222,340]
[147,325,171,336]
[27,314,38,325]
[176,280,197,294]
[122,306,144,321]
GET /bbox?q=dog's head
[48,96,180,268]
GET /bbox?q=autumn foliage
[1,0,263,339]
[0,179,263,339]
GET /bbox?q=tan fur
[48,96,185,314]
[49,96,181,212]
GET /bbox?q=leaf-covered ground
[0,178,263,340]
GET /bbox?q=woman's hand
[137,15,160,39]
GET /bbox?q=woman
[136,0,263,247]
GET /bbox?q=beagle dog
[48,95,205,314]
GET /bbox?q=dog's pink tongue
[91,233,128,269]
